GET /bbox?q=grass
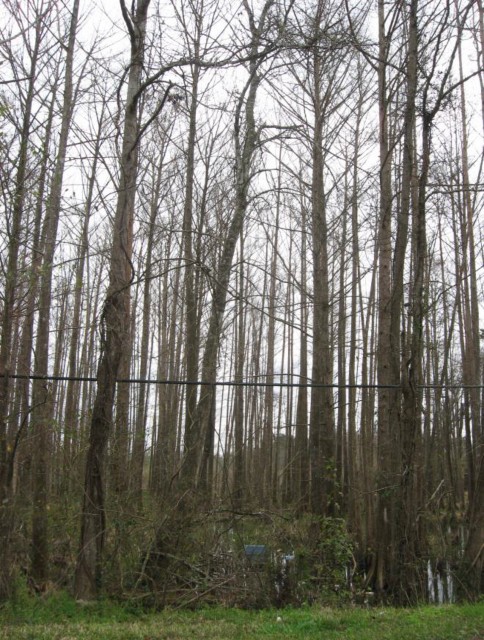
[0,592,483,639]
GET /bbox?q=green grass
[0,593,483,639]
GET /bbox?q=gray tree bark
[74,0,151,599]
[30,0,80,589]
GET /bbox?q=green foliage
[1,583,145,625]
[199,512,356,608]
[266,514,353,604]
[312,517,353,584]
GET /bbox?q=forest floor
[0,594,483,639]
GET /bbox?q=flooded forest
[0,0,483,606]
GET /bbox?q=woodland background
[0,0,483,606]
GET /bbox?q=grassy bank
[0,594,484,640]
[0,592,483,639]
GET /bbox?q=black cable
[8,373,484,389]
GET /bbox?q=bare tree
[75,0,152,600]
[180,0,280,497]
[29,0,80,590]
[0,0,56,599]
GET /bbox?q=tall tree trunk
[63,105,104,491]
[263,207,279,506]
[463,0,484,590]
[131,149,166,506]
[232,237,246,509]
[295,198,309,512]
[348,77,363,534]
[0,2,48,600]
[375,0,399,598]
[391,0,418,601]
[30,0,80,589]
[360,236,378,555]
[8,69,58,502]
[336,175,348,512]
[74,0,151,599]
[182,0,275,499]
[181,12,202,501]
[309,43,334,516]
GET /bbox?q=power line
[7,373,484,390]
